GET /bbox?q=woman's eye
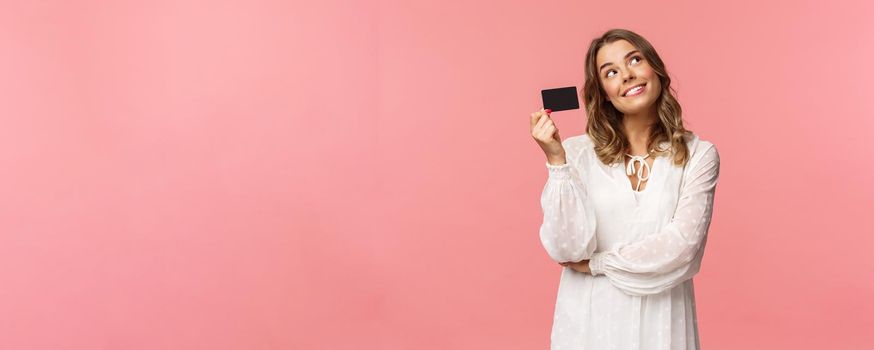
[605,56,643,78]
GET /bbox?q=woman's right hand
[530,108,567,165]
[560,260,592,274]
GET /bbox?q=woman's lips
[624,83,646,97]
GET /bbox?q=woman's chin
[617,100,656,115]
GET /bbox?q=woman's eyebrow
[599,50,641,72]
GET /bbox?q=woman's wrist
[588,252,606,276]
[547,153,567,166]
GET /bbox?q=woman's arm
[587,142,720,296]
[538,139,598,264]
[560,259,591,273]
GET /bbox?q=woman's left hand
[560,260,591,274]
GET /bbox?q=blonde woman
[530,28,721,349]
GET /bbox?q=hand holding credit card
[530,108,567,166]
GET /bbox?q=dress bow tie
[625,153,651,192]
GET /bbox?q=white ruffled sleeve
[538,139,598,264]
[588,143,720,296]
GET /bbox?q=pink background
[1,0,873,348]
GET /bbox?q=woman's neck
[621,109,658,155]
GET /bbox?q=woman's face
[596,39,661,116]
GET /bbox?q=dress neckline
[624,150,656,193]
[614,154,661,207]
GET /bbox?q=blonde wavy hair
[582,28,691,167]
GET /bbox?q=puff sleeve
[588,143,720,296]
[538,139,598,264]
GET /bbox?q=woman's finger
[530,110,544,129]
[534,112,550,132]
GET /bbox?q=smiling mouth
[623,83,647,97]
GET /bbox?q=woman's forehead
[596,39,637,65]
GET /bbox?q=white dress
[539,132,720,350]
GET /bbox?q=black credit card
[541,86,580,112]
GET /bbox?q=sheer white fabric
[538,132,720,350]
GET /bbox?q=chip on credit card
[541,86,580,112]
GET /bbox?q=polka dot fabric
[538,132,720,350]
